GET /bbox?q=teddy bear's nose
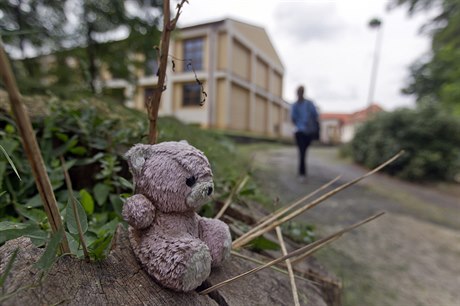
[207,186,213,196]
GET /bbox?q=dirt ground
[247,144,460,306]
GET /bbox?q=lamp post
[367,18,383,109]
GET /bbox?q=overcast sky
[178,0,433,113]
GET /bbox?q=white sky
[178,0,433,113]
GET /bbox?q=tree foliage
[0,0,66,58]
[392,0,460,115]
[0,0,161,95]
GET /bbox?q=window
[182,83,202,106]
[183,38,204,71]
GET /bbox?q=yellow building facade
[133,18,293,138]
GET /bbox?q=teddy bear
[122,141,232,292]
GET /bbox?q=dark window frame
[182,83,202,107]
[183,37,204,71]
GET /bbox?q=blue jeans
[295,132,312,176]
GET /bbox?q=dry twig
[232,151,403,249]
[0,41,70,253]
[276,226,300,306]
[215,174,250,219]
[230,251,319,285]
[147,0,188,144]
[234,175,341,246]
[200,212,384,295]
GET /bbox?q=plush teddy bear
[122,141,232,292]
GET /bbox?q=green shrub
[350,104,460,181]
[0,94,249,258]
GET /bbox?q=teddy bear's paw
[181,244,212,291]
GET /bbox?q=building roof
[321,104,384,125]
[230,19,284,69]
[179,18,284,70]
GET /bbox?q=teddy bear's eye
[186,175,197,187]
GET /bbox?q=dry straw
[200,212,385,295]
[232,151,404,249]
[276,226,300,306]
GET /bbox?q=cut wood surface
[0,226,336,306]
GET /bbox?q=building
[320,104,383,144]
[130,18,293,138]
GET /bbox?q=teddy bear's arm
[122,194,155,229]
[198,217,232,267]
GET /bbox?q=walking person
[291,85,320,182]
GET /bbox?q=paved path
[250,145,460,306]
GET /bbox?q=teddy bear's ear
[125,144,151,174]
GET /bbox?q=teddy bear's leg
[133,234,212,292]
[198,217,232,267]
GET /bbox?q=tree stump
[0,226,333,305]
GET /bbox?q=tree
[1,0,161,94]
[0,0,66,76]
[392,0,460,115]
[65,0,161,93]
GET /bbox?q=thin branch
[232,151,404,249]
[199,212,385,295]
[215,175,249,219]
[0,40,70,254]
[233,175,341,246]
[60,157,90,262]
[147,0,188,144]
[230,251,319,285]
[276,226,300,306]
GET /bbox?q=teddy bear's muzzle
[186,181,214,209]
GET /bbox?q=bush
[0,94,249,258]
[350,104,460,181]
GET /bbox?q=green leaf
[0,145,21,181]
[93,183,110,206]
[0,221,28,231]
[109,194,123,216]
[51,135,78,157]
[88,235,113,260]
[0,161,6,188]
[248,236,280,252]
[74,152,104,166]
[0,248,18,289]
[55,132,69,142]
[69,146,87,156]
[65,197,88,235]
[48,169,64,191]
[66,232,83,258]
[34,228,64,271]
[25,194,43,208]
[0,222,47,245]
[14,204,47,224]
[79,189,94,215]
[117,177,133,190]
[4,124,15,134]
[27,229,49,247]
[96,218,119,237]
[0,139,18,157]
[63,159,77,171]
